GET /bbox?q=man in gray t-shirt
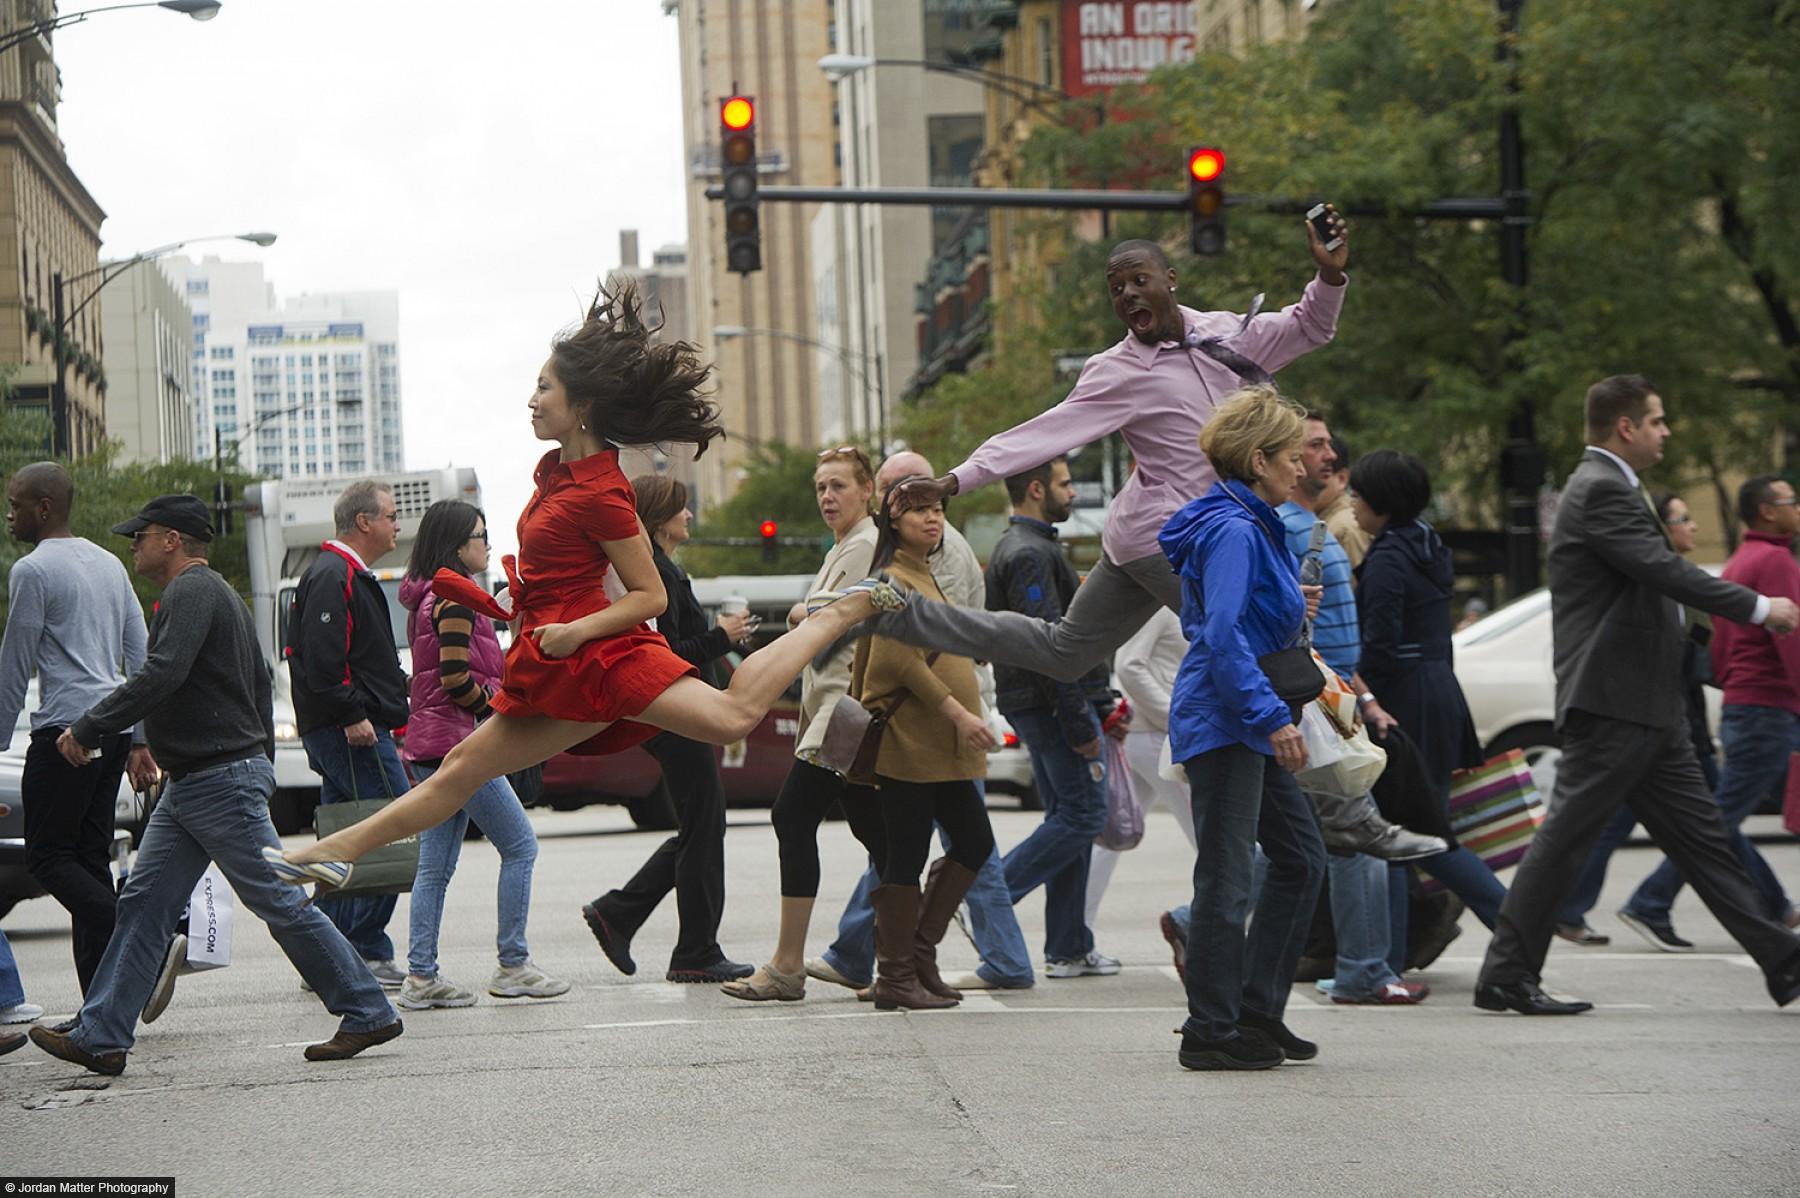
[0,463,152,995]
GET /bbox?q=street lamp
[0,1,222,55]
[52,230,275,457]
[713,324,887,451]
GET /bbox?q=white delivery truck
[242,467,484,833]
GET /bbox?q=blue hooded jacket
[1159,478,1307,763]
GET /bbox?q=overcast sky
[54,0,689,556]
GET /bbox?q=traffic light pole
[704,182,1505,220]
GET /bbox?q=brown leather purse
[816,640,939,786]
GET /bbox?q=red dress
[488,448,695,754]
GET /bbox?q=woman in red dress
[266,284,901,884]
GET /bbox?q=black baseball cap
[111,494,215,542]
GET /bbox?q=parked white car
[1451,586,1722,804]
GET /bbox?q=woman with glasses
[266,284,903,897]
[396,500,570,1009]
[582,475,756,984]
[723,446,890,1001]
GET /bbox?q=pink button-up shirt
[951,274,1347,564]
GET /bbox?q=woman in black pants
[854,480,996,1010]
[581,475,756,983]
[724,448,889,1001]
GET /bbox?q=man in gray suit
[1476,375,1800,1014]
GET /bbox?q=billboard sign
[1061,1,1198,97]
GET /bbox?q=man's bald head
[876,450,934,501]
[12,462,72,515]
[6,461,73,544]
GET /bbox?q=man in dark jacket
[287,480,412,986]
[1476,375,1800,1014]
[28,495,400,1075]
[989,457,1124,978]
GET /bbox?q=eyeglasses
[131,529,170,545]
[467,531,490,545]
[817,445,871,466]
[1665,515,1693,526]
[1769,498,1799,508]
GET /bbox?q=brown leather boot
[915,857,979,1000]
[870,884,957,1010]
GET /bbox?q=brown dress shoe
[1,1030,27,1058]
[304,1018,404,1062]
[28,1024,126,1076]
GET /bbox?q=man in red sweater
[1619,474,1800,949]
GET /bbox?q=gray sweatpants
[869,551,1182,682]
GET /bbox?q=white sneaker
[1044,950,1121,979]
[397,973,477,1010]
[489,960,571,999]
[0,1002,45,1024]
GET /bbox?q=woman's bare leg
[289,713,602,864]
[640,591,879,743]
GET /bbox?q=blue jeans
[1328,852,1398,999]
[1629,705,1797,923]
[405,762,538,978]
[0,928,25,1008]
[1181,744,1326,1041]
[822,786,1036,988]
[1003,706,1108,962]
[302,727,409,962]
[70,757,394,1056]
[1558,754,1718,926]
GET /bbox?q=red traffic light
[722,96,755,131]
[759,520,778,539]
[1188,147,1225,182]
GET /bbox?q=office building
[99,258,193,464]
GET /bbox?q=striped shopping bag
[1420,749,1545,893]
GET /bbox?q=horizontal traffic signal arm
[703,183,1505,220]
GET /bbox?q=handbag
[1294,651,1388,798]
[1782,751,1800,837]
[312,745,420,898]
[1419,748,1544,894]
[816,642,940,786]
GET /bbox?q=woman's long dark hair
[406,500,485,580]
[551,280,723,458]
[870,475,947,572]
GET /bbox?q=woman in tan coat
[852,479,997,1010]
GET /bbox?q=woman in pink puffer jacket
[396,500,570,1010]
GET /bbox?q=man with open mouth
[870,211,1350,760]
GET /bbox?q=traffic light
[720,95,761,274]
[759,518,778,563]
[1188,147,1226,257]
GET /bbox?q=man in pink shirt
[881,215,1349,679]
[1620,474,1800,941]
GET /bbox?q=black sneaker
[581,902,637,976]
[1177,1028,1283,1071]
[1616,907,1695,953]
[1239,1010,1317,1062]
[666,958,755,984]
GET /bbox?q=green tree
[911,0,1799,540]
[682,441,840,577]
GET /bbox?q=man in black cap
[29,495,401,1075]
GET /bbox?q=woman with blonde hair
[723,446,891,1001]
[1159,384,1327,1071]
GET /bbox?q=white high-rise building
[164,257,403,477]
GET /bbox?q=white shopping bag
[1295,702,1388,799]
[185,863,234,970]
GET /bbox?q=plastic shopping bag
[1096,736,1145,850]
[185,863,233,971]
[1295,702,1388,799]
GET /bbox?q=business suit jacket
[1549,449,1759,730]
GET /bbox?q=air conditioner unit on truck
[242,467,484,834]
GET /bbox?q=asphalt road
[3,804,1797,1197]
